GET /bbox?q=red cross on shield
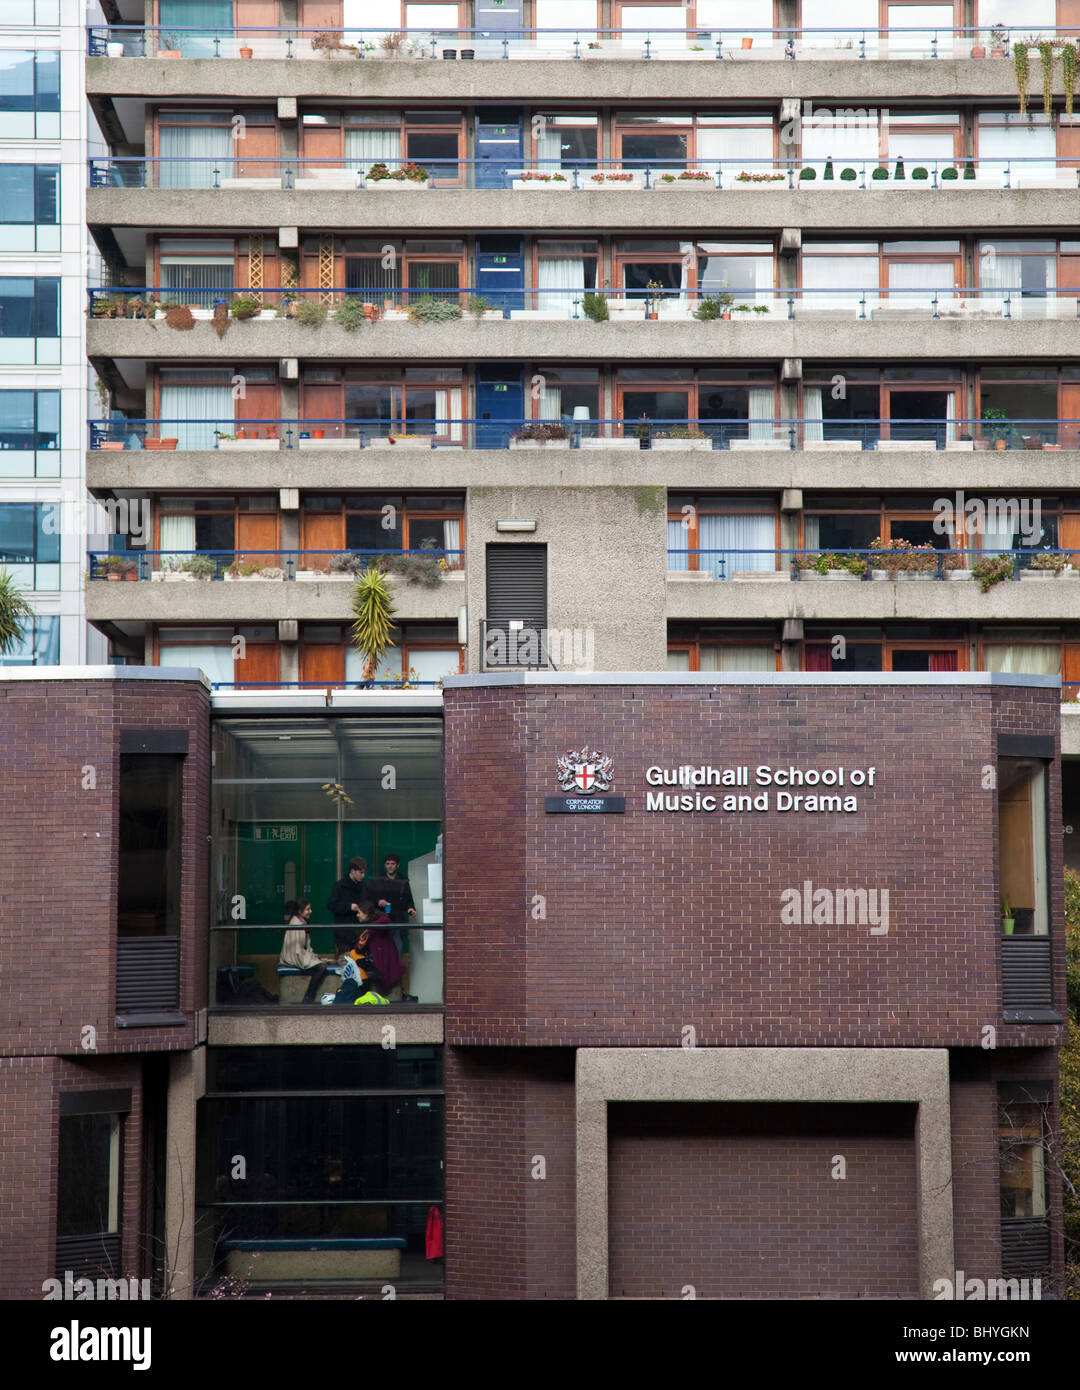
[574,764,596,793]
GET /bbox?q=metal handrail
[668,546,1073,582]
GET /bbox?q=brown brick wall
[444,1047,576,1300]
[0,678,210,1057]
[0,1054,152,1300]
[444,682,1065,1049]
[607,1101,919,1299]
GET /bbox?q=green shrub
[295,299,328,327]
[839,167,857,181]
[871,166,889,180]
[582,291,609,322]
[334,296,368,331]
[407,296,462,324]
[911,166,929,180]
[941,166,958,180]
[693,296,720,320]
[799,167,816,181]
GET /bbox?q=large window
[0,51,59,138]
[0,278,59,338]
[616,366,777,442]
[0,614,58,666]
[157,625,279,687]
[300,494,463,567]
[998,756,1049,936]
[156,237,236,306]
[803,365,964,444]
[668,494,779,576]
[118,752,183,936]
[976,240,1080,319]
[301,366,464,442]
[998,1098,1048,1219]
[532,113,598,172]
[0,164,59,251]
[195,1045,444,1291]
[57,1109,121,1255]
[0,502,60,588]
[0,390,60,475]
[613,112,773,174]
[976,112,1057,183]
[534,240,598,316]
[337,237,465,302]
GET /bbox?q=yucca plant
[350,567,397,683]
[0,569,34,655]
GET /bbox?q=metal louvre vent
[1001,937,1053,1008]
[116,937,180,1012]
[485,543,548,668]
[55,1234,121,1282]
[1000,1220,1051,1277]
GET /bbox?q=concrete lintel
[575,1047,953,1301]
[276,96,297,120]
[207,1012,444,1046]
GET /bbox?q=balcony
[85,285,1080,365]
[86,549,465,622]
[667,546,1080,621]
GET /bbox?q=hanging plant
[350,567,397,683]
[164,304,195,331]
[1064,42,1077,118]
[1014,42,1029,116]
[212,302,230,339]
[1039,40,1055,118]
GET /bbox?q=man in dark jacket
[328,857,372,924]
[371,852,417,1002]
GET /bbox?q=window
[977,113,1056,183]
[0,52,60,138]
[157,625,278,688]
[977,366,1069,447]
[667,628,778,671]
[157,237,236,307]
[0,165,58,224]
[195,1045,444,1290]
[668,494,778,576]
[532,113,597,172]
[0,390,60,466]
[157,495,278,561]
[529,365,600,426]
[117,752,183,936]
[998,756,1049,936]
[998,1100,1047,1219]
[0,502,60,588]
[803,366,964,444]
[0,278,60,338]
[613,111,774,174]
[301,494,463,567]
[976,240,1070,319]
[57,1110,122,1273]
[301,366,464,443]
[158,368,238,450]
[0,614,58,666]
[617,366,776,443]
[156,110,241,189]
[534,241,598,317]
[338,238,465,303]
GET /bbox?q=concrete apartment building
[0,2,1075,1300]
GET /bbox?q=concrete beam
[88,447,1080,494]
[86,186,1080,233]
[666,573,1080,621]
[208,1012,444,1046]
[85,55,1042,103]
[86,572,465,622]
[87,316,1079,361]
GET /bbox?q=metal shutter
[1000,1220,1051,1277]
[1001,937,1052,1009]
[116,937,180,1012]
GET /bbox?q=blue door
[475,367,524,449]
[476,237,524,313]
[475,110,523,188]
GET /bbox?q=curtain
[537,256,585,316]
[159,642,234,684]
[435,389,462,442]
[983,644,1061,675]
[979,254,1022,313]
[803,515,820,549]
[160,257,234,307]
[536,124,564,175]
[747,387,774,441]
[160,382,233,450]
[803,386,823,443]
[699,645,774,672]
[410,648,460,684]
[666,649,691,671]
[159,125,233,190]
[981,516,1016,554]
[535,0,597,47]
[442,518,461,566]
[804,644,832,672]
[700,513,774,578]
[696,125,773,181]
[667,518,688,571]
[345,129,403,169]
[945,390,956,444]
[977,120,1056,181]
[928,651,958,672]
[802,255,877,314]
[159,513,196,568]
[159,0,233,59]
[888,260,947,313]
[538,385,561,418]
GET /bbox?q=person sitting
[333,920,388,1006]
[354,899,406,998]
[279,899,329,1004]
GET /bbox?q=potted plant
[1021,551,1067,578]
[871,166,889,183]
[693,295,720,320]
[350,567,398,683]
[972,553,1014,592]
[105,39,126,58]
[799,167,816,182]
[363,161,429,188]
[582,291,609,322]
[101,556,125,581]
[645,280,665,319]
[990,24,1008,59]
[1001,895,1014,934]
[652,426,711,452]
[407,296,463,324]
[796,552,866,579]
[230,295,262,320]
[122,559,139,581]
[509,422,571,451]
[971,42,986,59]
[181,556,217,580]
[719,292,735,321]
[239,43,254,59]
[156,33,181,58]
[981,407,1010,450]
[465,294,500,321]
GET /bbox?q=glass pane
[0,54,35,114]
[57,1114,118,1238]
[0,166,34,223]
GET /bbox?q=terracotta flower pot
[741,36,753,49]
[970,45,986,58]
[993,438,1007,450]
[106,573,121,581]
[239,47,253,59]
[312,429,325,439]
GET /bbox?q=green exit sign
[494,384,508,392]
[494,255,507,263]
[494,127,506,134]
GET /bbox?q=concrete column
[164,1047,206,1300]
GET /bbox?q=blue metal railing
[88,548,463,581]
[87,24,1079,61]
[86,417,1080,452]
[668,547,1076,581]
[87,153,1080,192]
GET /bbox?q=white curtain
[442,517,461,566]
[667,518,688,571]
[160,382,234,450]
[982,517,1016,554]
[435,389,462,442]
[696,125,773,182]
[538,384,561,417]
[697,0,774,48]
[700,513,774,577]
[159,643,234,684]
[535,0,596,47]
[803,385,823,443]
[800,118,879,176]
[945,391,956,444]
[977,119,1056,181]
[666,649,691,671]
[159,513,196,568]
[537,256,585,316]
[345,129,403,168]
[887,260,947,312]
[983,644,1061,675]
[536,124,564,175]
[802,254,877,314]
[747,386,774,441]
[700,645,774,671]
[159,125,233,189]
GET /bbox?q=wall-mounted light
[495,519,537,533]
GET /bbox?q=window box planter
[947,570,973,579]
[368,437,434,449]
[875,440,936,452]
[728,439,780,451]
[651,438,713,452]
[366,179,430,190]
[508,438,572,450]
[298,437,360,450]
[511,178,570,190]
[218,437,280,451]
[944,440,975,451]
[578,437,641,450]
[804,439,863,451]
[163,572,195,581]
[895,570,935,580]
[224,571,285,582]
[585,176,645,189]
[144,438,178,450]
[509,309,570,320]
[824,570,860,580]
[1019,569,1063,580]
[96,440,126,450]
[653,176,717,190]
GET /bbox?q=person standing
[372,852,417,1002]
[328,856,373,924]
